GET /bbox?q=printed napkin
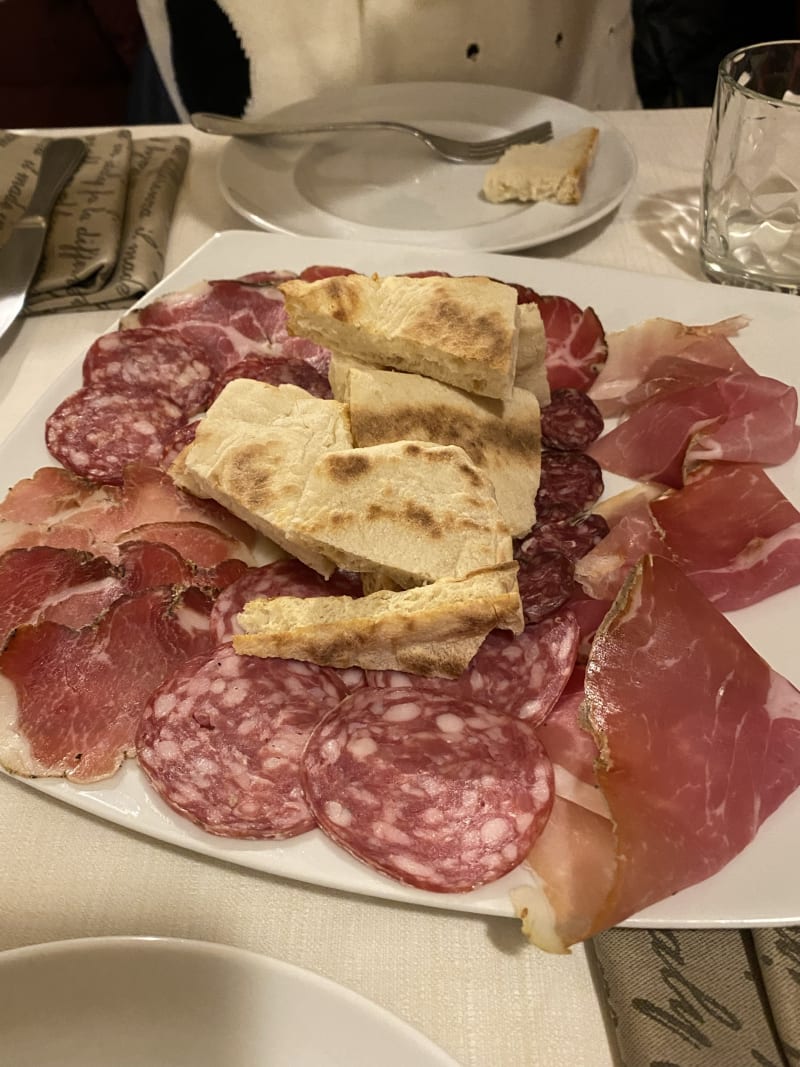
[590,926,800,1066]
[0,128,189,312]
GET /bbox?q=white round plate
[218,81,637,252]
[0,936,461,1067]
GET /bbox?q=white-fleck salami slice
[136,646,348,839]
[82,328,219,417]
[302,686,554,892]
[46,385,184,486]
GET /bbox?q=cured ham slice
[531,295,608,392]
[516,555,800,951]
[588,371,800,488]
[0,586,215,783]
[588,316,750,416]
[0,467,108,525]
[302,685,554,892]
[137,647,348,838]
[577,464,800,611]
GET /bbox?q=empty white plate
[0,936,461,1066]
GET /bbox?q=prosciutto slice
[588,371,800,488]
[588,316,750,416]
[515,555,800,951]
[577,464,800,611]
[0,586,215,783]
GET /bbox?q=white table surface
[0,109,713,1067]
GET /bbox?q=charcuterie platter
[2,230,799,933]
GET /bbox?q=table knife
[0,137,87,342]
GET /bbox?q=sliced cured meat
[0,518,99,556]
[536,667,599,791]
[298,265,356,281]
[535,452,604,522]
[651,464,800,610]
[0,546,122,643]
[578,555,800,939]
[210,558,362,643]
[210,352,331,402]
[159,420,199,470]
[137,647,347,839]
[531,294,608,392]
[516,550,575,624]
[518,513,609,562]
[115,521,251,568]
[587,371,800,488]
[195,557,250,592]
[0,586,215,783]
[588,315,750,416]
[279,336,333,379]
[116,539,195,591]
[366,615,580,725]
[235,270,298,285]
[540,389,604,452]
[302,685,554,892]
[45,385,184,486]
[82,327,219,417]
[123,279,290,370]
[562,589,612,661]
[576,464,800,611]
[0,466,108,524]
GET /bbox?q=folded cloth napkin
[589,927,800,1066]
[0,128,189,312]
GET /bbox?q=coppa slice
[0,587,215,783]
[280,272,520,400]
[302,685,554,892]
[137,646,348,839]
[288,441,513,587]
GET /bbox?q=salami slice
[159,420,199,470]
[46,385,184,486]
[82,328,219,417]
[210,352,331,402]
[302,686,554,892]
[541,388,605,452]
[210,558,363,643]
[136,646,347,839]
[517,549,575,624]
[366,616,579,725]
[518,513,610,563]
[535,452,604,522]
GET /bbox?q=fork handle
[191,112,415,139]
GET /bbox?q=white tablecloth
[0,109,712,1067]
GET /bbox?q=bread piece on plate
[169,379,352,576]
[280,273,520,401]
[516,302,550,406]
[483,127,600,205]
[345,364,541,537]
[288,440,513,588]
[234,562,523,678]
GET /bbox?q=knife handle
[26,138,88,220]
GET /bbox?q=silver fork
[191,112,553,163]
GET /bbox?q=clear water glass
[700,40,800,294]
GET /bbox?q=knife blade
[0,137,87,342]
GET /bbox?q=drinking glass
[700,40,800,294]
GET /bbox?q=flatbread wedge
[280,272,520,400]
[234,562,523,678]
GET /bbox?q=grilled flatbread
[169,379,352,575]
[234,562,523,677]
[344,364,541,537]
[288,439,513,588]
[280,272,520,400]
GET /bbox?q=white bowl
[0,936,461,1067]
